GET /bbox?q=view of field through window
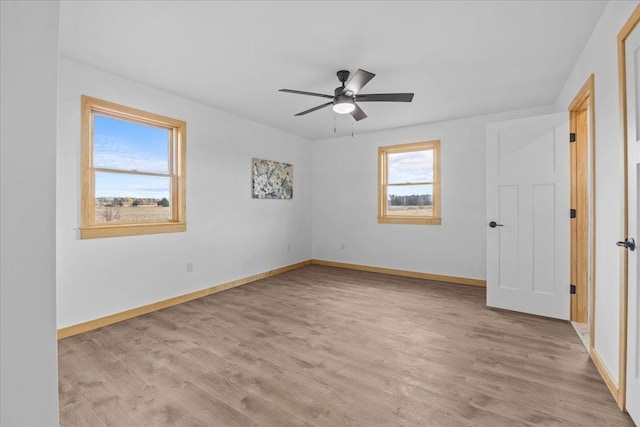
[93,114,172,223]
[386,148,434,216]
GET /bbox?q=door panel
[533,184,556,295]
[499,129,556,175]
[624,19,640,423]
[498,185,519,290]
[487,113,569,319]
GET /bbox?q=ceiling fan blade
[294,102,333,116]
[351,104,367,121]
[279,89,334,99]
[343,69,375,95]
[356,93,414,102]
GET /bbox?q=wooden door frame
[569,75,594,328]
[617,3,640,412]
[567,76,624,402]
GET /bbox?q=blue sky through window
[95,172,170,199]
[388,150,433,183]
[387,149,433,197]
[93,114,170,198]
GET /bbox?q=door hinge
[570,132,576,143]
[570,209,576,219]
[570,284,576,294]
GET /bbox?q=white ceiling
[59,1,607,141]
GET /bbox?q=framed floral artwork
[251,158,293,199]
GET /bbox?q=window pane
[388,149,433,183]
[94,172,171,223]
[93,114,169,174]
[386,184,433,217]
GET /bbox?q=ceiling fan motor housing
[335,86,353,97]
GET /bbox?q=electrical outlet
[186,262,194,273]
[341,243,345,250]
[287,243,291,252]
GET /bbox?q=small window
[80,96,186,239]
[378,140,441,225]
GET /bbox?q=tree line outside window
[388,194,433,207]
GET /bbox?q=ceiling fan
[279,69,414,121]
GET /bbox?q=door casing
[617,3,640,412]
[568,76,594,327]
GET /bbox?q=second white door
[486,113,570,319]
[623,16,640,423]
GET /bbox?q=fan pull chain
[333,114,336,133]
[351,122,354,137]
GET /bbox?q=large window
[378,140,441,225]
[80,96,186,239]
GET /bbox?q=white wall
[554,0,639,385]
[311,106,554,280]
[56,59,311,329]
[1,1,61,425]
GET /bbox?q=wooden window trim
[378,140,441,225]
[80,96,186,239]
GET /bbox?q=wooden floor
[58,265,634,426]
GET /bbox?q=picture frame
[251,158,293,199]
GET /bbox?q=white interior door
[486,113,569,319]
[624,21,640,424]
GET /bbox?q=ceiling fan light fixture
[333,95,355,114]
[280,69,414,122]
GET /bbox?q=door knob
[616,238,636,251]
[489,221,503,228]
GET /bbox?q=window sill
[80,222,186,239]
[378,216,442,225]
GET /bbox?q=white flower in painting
[252,159,293,199]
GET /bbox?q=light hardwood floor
[58,266,634,426]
